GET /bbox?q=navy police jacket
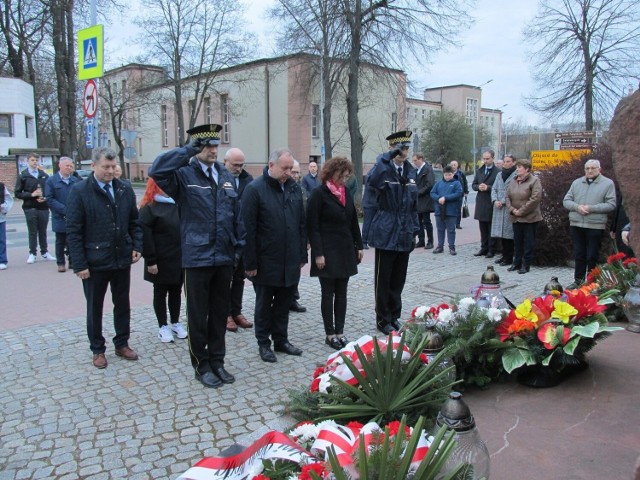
[149,145,245,269]
[367,152,419,252]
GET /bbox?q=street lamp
[472,79,493,172]
[503,116,512,157]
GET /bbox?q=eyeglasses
[584,167,599,170]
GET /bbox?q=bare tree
[524,0,640,131]
[137,0,252,145]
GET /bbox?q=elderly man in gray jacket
[563,159,616,288]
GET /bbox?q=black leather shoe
[325,336,342,350]
[415,241,425,248]
[518,265,530,274]
[377,323,395,335]
[507,264,520,272]
[499,260,513,266]
[337,336,349,348]
[456,225,462,229]
[259,346,277,363]
[485,252,495,259]
[289,301,307,313]
[474,250,487,256]
[449,247,457,256]
[433,247,444,254]
[425,242,433,249]
[274,342,303,356]
[195,371,222,388]
[494,257,504,264]
[391,320,401,331]
[213,367,236,384]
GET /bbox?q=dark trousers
[417,212,434,244]
[153,283,182,326]
[319,277,349,336]
[478,220,495,253]
[374,249,410,327]
[82,267,131,354]
[0,222,7,264]
[571,226,604,282]
[184,266,233,374]
[228,256,245,316]
[24,208,49,255]
[55,232,68,266]
[362,207,376,244]
[513,222,538,268]
[253,284,296,347]
[500,238,514,263]
[435,215,457,248]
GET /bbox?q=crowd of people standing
[1,130,628,389]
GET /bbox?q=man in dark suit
[242,148,307,363]
[66,147,143,369]
[223,148,254,332]
[412,152,435,249]
[471,149,499,257]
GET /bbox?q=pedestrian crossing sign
[78,25,104,80]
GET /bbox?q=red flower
[346,421,364,434]
[532,295,555,321]
[311,377,321,393]
[623,257,638,267]
[300,463,326,480]
[607,252,626,264]
[587,266,601,283]
[537,323,571,349]
[419,352,428,364]
[497,310,536,341]
[387,420,411,439]
[411,307,419,317]
[313,367,325,378]
[565,289,606,321]
[252,475,270,480]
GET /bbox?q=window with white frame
[221,94,230,143]
[311,104,320,138]
[466,98,478,125]
[25,116,35,138]
[161,105,168,146]
[391,112,397,132]
[204,97,211,124]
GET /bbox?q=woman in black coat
[139,179,186,343]
[307,157,363,350]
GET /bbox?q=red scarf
[326,180,346,206]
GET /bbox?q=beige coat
[506,172,543,224]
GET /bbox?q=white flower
[318,374,332,394]
[437,308,455,325]
[487,307,505,322]
[414,305,429,319]
[457,297,476,317]
[290,422,320,441]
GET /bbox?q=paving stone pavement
[0,243,578,479]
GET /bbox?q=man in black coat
[223,148,254,332]
[241,148,307,363]
[413,152,435,249]
[66,147,143,369]
[471,150,499,257]
[14,153,55,264]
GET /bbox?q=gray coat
[491,169,517,239]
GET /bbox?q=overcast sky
[107,0,544,125]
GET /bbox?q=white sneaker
[158,325,174,343]
[27,254,36,264]
[171,323,188,339]
[42,252,57,261]
[0,263,6,270]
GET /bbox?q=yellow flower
[551,300,578,324]
[515,299,538,323]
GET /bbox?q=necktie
[397,167,402,176]
[103,183,113,201]
[207,167,214,184]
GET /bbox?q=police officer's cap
[386,130,413,149]
[187,124,223,146]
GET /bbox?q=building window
[221,94,230,143]
[466,98,478,125]
[422,109,426,119]
[311,104,320,138]
[138,137,143,156]
[25,116,35,138]
[204,97,211,123]
[0,114,13,137]
[161,105,168,147]
[405,107,409,121]
[391,112,397,132]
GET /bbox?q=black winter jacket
[14,169,49,210]
[66,175,143,272]
[241,167,307,287]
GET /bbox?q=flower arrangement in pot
[497,289,622,387]
[586,253,639,322]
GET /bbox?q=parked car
[75,169,92,179]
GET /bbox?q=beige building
[406,84,505,160]
[101,54,407,179]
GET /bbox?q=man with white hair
[563,159,616,288]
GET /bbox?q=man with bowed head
[472,150,499,258]
[149,124,245,389]
[241,148,307,363]
[368,130,419,335]
[301,160,320,197]
[66,147,143,369]
[563,159,616,289]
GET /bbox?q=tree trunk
[346,2,364,207]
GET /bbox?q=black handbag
[462,197,470,218]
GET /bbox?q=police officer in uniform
[149,124,245,389]
[367,131,419,335]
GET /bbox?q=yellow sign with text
[77,25,104,80]
[531,149,591,170]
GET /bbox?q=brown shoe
[226,316,238,332]
[233,314,253,329]
[92,353,108,369]
[57,265,66,272]
[115,346,138,360]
